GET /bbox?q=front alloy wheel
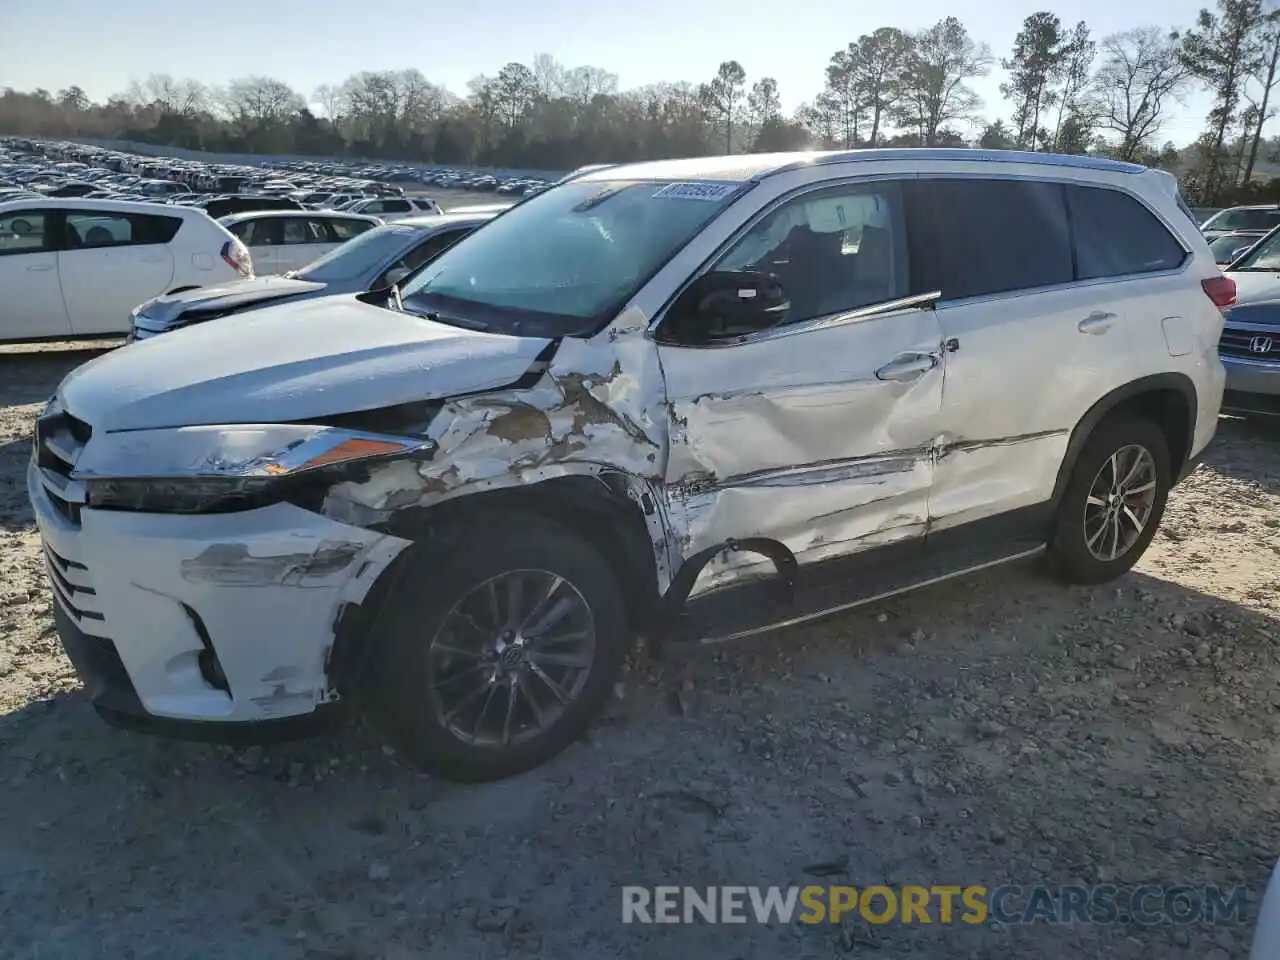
[366,514,628,782]
[429,570,596,747]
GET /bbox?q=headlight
[74,424,433,514]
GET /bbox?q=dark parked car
[195,194,306,219]
[1209,230,1267,266]
[129,211,497,340]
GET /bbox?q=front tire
[365,513,628,782]
[1048,417,1171,585]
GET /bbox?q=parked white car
[343,196,442,219]
[0,197,250,341]
[28,149,1225,782]
[218,210,382,276]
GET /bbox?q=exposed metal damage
[310,320,1078,609]
[180,541,366,587]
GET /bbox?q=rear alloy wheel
[366,514,627,782]
[1049,417,1171,585]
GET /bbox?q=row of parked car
[0,138,522,341]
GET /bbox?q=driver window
[715,181,907,325]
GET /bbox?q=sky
[1,0,1227,145]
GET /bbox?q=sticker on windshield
[652,181,740,202]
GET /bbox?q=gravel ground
[2,344,1279,960]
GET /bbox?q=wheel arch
[328,471,667,692]
[1050,373,1198,509]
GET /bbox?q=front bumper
[29,459,410,734]
[1221,354,1280,416]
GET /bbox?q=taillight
[1202,274,1237,309]
[220,239,253,278]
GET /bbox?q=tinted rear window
[1067,185,1186,279]
[905,179,1073,300]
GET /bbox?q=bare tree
[1181,0,1267,199]
[220,76,303,129]
[125,74,207,116]
[898,16,992,145]
[747,77,782,126]
[1051,22,1096,149]
[1242,8,1280,183]
[1093,28,1191,161]
[699,60,747,152]
[311,83,346,121]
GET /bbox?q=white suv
[28,149,1226,781]
[0,197,250,341]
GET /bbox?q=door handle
[26,264,54,272]
[876,352,940,382]
[1078,311,1116,334]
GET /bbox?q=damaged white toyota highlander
[30,149,1227,781]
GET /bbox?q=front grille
[1219,328,1280,360]
[44,545,104,623]
[33,407,91,525]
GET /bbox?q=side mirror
[383,266,410,288]
[666,270,790,343]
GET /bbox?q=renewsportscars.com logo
[621,884,1250,926]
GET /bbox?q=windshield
[1209,234,1261,264]
[296,223,422,283]
[1204,207,1280,231]
[399,178,744,336]
[1229,227,1280,271]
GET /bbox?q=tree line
[3,2,1280,202]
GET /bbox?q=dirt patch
[2,342,1279,959]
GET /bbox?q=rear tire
[365,513,628,782]
[1048,417,1171,585]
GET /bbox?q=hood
[1225,297,1280,326]
[1225,269,1280,304]
[138,276,327,324]
[61,296,553,432]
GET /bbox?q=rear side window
[1066,186,1186,279]
[905,179,1073,300]
[329,218,375,240]
[66,211,181,248]
[234,219,283,246]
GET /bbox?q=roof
[218,210,382,223]
[0,196,210,216]
[380,211,501,229]
[577,148,1148,184]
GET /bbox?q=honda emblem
[1250,335,1274,354]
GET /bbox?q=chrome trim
[647,169,1193,342]
[659,291,944,349]
[696,547,1045,646]
[762,148,1146,180]
[1220,353,1280,368]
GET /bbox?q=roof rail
[765,148,1147,178]
[554,163,618,185]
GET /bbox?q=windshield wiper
[400,300,488,330]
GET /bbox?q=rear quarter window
[1066,186,1186,279]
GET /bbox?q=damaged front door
[656,178,945,600]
